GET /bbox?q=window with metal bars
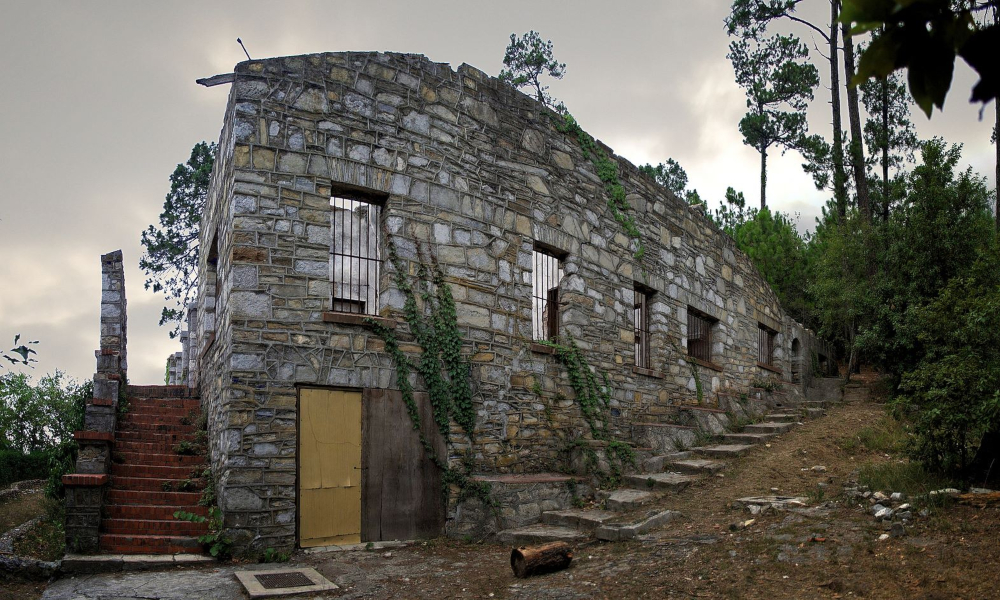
[686,308,715,363]
[330,196,381,315]
[758,323,777,366]
[531,246,564,341]
[633,284,653,369]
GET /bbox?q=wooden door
[361,390,445,541]
[298,388,362,548]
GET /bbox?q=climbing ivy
[366,233,492,506]
[538,337,636,485]
[555,113,644,260]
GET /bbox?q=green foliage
[0,371,86,455]
[174,507,231,558]
[727,30,820,207]
[140,141,216,337]
[749,377,780,392]
[260,547,291,563]
[556,114,644,260]
[841,0,999,115]
[0,450,50,489]
[857,461,960,497]
[367,235,490,506]
[498,30,566,110]
[639,159,702,205]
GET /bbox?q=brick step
[114,440,186,454]
[111,476,206,492]
[125,401,201,412]
[118,415,196,429]
[99,533,202,555]
[108,489,203,506]
[106,504,208,520]
[102,518,208,536]
[122,405,198,417]
[115,430,193,443]
[116,423,197,434]
[114,452,207,467]
[112,463,205,480]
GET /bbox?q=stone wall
[192,51,830,550]
[64,250,128,553]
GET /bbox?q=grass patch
[840,414,908,455]
[0,491,45,533]
[11,498,65,561]
[857,461,960,497]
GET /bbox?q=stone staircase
[496,378,844,545]
[99,388,209,554]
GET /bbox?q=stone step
[721,432,774,445]
[601,488,659,511]
[99,533,202,555]
[61,553,214,574]
[668,458,726,475]
[744,421,796,435]
[692,444,754,458]
[625,472,699,493]
[495,524,588,546]
[541,509,618,531]
[641,451,692,473]
[594,509,683,541]
[764,413,799,423]
[803,407,825,419]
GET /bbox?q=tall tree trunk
[842,23,871,222]
[881,76,890,221]
[830,0,848,220]
[761,146,768,209]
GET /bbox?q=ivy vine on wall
[365,233,492,505]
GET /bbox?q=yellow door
[299,388,362,548]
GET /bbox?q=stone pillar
[64,250,128,553]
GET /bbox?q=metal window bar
[330,196,381,315]
[758,325,775,366]
[634,287,650,369]
[687,310,712,363]
[532,249,563,340]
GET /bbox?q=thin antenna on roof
[237,38,251,60]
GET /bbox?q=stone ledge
[91,398,114,407]
[471,473,576,484]
[529,343,556,355]
[62,474,109,487]
[73,431,115,443]
[689,357,724,372]
[631,366,665,379]
[322,312,396,328]
[756,361,783,375]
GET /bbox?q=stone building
[173,51,830,552]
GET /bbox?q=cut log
[510,541,573,578]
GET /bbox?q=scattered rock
[811,465,827,472]
[890,492,906,502]
[877,533,890,542]
[872,491,889,502]
[890,522,906,538]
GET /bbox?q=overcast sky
[0,1,994,386]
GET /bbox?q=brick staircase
[99,387,209,554]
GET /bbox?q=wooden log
[510,541,573,578]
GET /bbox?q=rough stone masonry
[176,51,829,551]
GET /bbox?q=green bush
[0,449,51,488]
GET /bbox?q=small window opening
[532,246,564,340]
[686,308,715,363]
[634,284,653,369]
[758,323,777,366]
[330,196,382,315]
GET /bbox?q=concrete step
[601,488,659,511]
[764,413,799,423]
[625,472,699,493]
[744,421,796,435]
[692,444,754,458]
[595,509,683,541]
[495,524,588,546]
[62,553,213,574]
[668,458,726,475]
[541,509,618,531]
[721,432,774,445]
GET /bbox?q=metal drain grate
[254,571,315,589]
